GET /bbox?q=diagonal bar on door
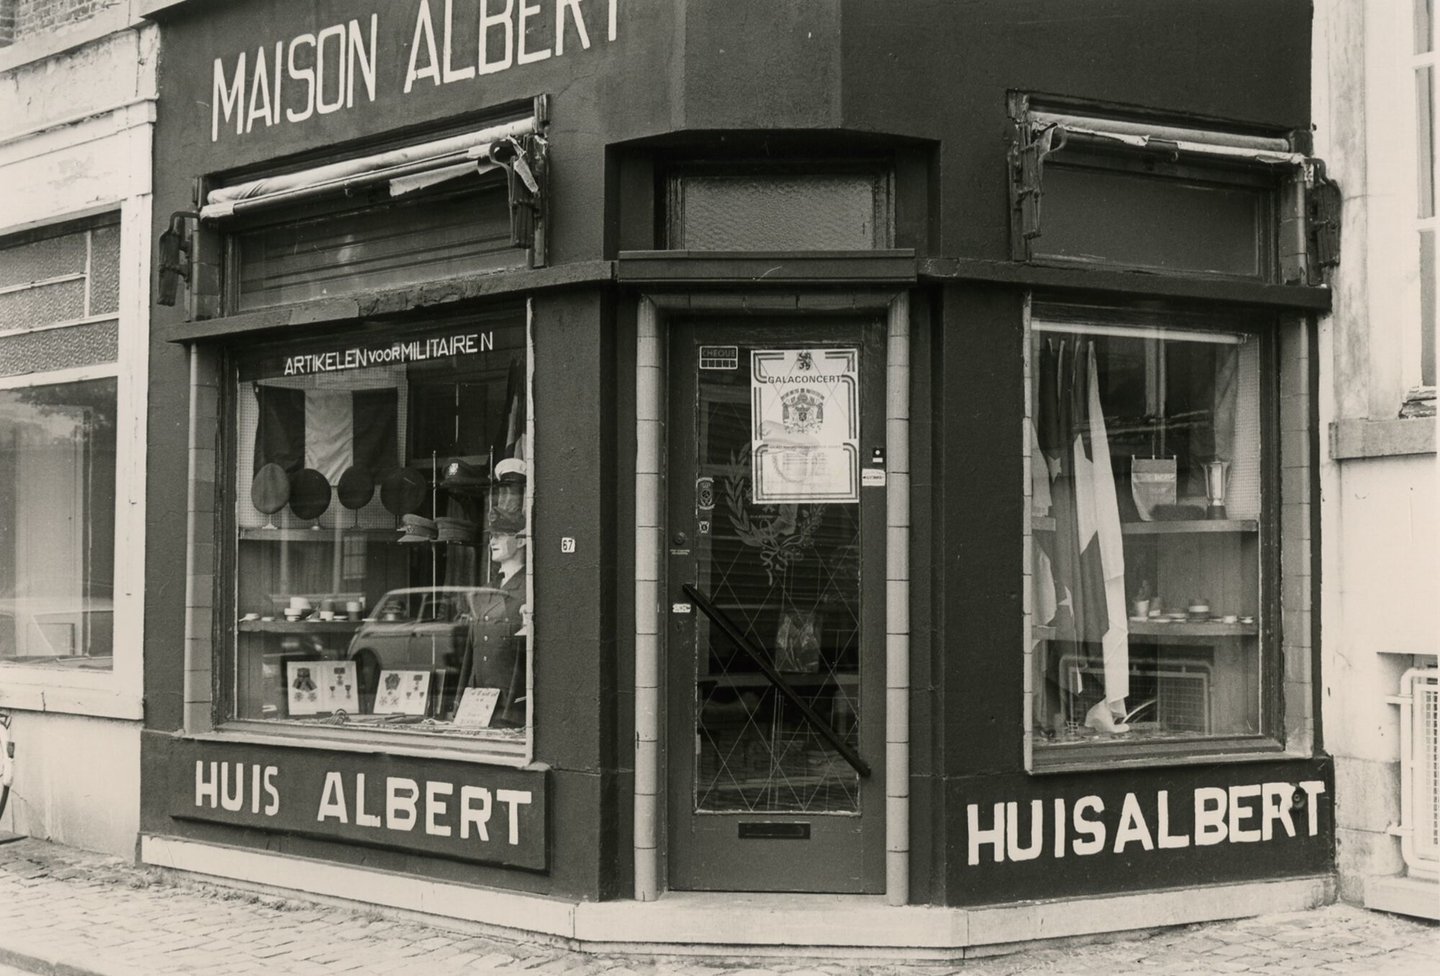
[683,583,871,779]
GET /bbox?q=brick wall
[1,0,126,46]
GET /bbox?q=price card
[452,687,501,727]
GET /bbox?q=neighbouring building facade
[1313,0,1439,920]
[135,0,1345,952]
[0,0,154,856]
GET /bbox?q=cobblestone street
[0,839,1434,975]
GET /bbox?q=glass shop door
[665,319,886,893]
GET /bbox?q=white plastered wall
[0,23,156,856]
[1312,0,1440,904]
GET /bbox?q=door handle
[682,583,871,779]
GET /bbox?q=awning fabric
[201,117,535,219]
[1031,110,1304,167]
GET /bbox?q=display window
[1026,305,1273,763]
[228,313,532,745]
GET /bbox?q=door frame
[631,289,912,904]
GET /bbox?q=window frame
[210,305,537,767]
[0,212,144,720]
[1022,297,1289,773]
[1007,96,1317,286]
[663,158,896,251]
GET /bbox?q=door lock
[672,531,688,546]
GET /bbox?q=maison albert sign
[168,741,547,870]
[210,0,621,142]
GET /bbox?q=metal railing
[1388,664,1439,880]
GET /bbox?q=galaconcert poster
[750,348,859,504]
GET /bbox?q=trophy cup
[1203,459,1231,519]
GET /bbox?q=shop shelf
[238,527,397,542]
[1121,519,1258,535]
[238,619,366,634]
[1034,621,1257,640]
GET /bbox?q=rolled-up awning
[200,116,535,219]
[1030,110,1305,166]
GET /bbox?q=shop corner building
[0,0,155,856]
[123,0,1370,952]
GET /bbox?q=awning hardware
[1013,122,1068,241]
[1306,160,1342,278]
[489,133,548,253]
[157,210,199,308]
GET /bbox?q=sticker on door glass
[700,345,739,370]
[750,348,859,503]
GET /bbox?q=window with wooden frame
[1008,96,1339,287]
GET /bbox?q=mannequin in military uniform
[456,459,529,726]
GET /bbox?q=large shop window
[230,314,531,745]
[1027,306,1274,764]
[1,218,122,669]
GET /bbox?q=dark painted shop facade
[139,0,1336,945]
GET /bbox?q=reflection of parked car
[0,597,114,666]
[346,587,491,715]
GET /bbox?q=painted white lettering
[355,773,381,828]
[406,0,442,92]
[212,53,246,142]
[1072,795,1105,856]
[1113,792,1155,853]
[517,0,552,64]
[262,766,280,816]
[966,802,1006,865]
[272,41,283,125]
[287,34,317,122]
[316,771,349,823]
[608,0,617,41]
[1262,782,1297,841]
[1053,797,1066,858]
[1228,784,1262,843]
[460,786,492,841]
[479,0,516,75]
[1194,786,1228,846]
[495,788,532,844]
[250,764,262,814]
[387,777,420,831]
[1300,780,1326,836]
[555,0,591,56]
[245,46,273,134]
[1156,790,1190,849]
[195,761,219,809]
[426,781,455,837]
[349,16,378,107]
[220,763,244,812]
[315,25,347,114]
[442,0,476,82]
[1005,800,1044,862]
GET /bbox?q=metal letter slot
[738,822,811,840]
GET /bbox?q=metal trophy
[1203,459,1231,519]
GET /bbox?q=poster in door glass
[750,348,859,504]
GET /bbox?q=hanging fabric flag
[1082,342,1129,711]
[253,384,399,483]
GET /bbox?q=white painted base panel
[141,835,1334,954]
[1364,875,1440,921]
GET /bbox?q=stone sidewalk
[0,838,1435,976]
